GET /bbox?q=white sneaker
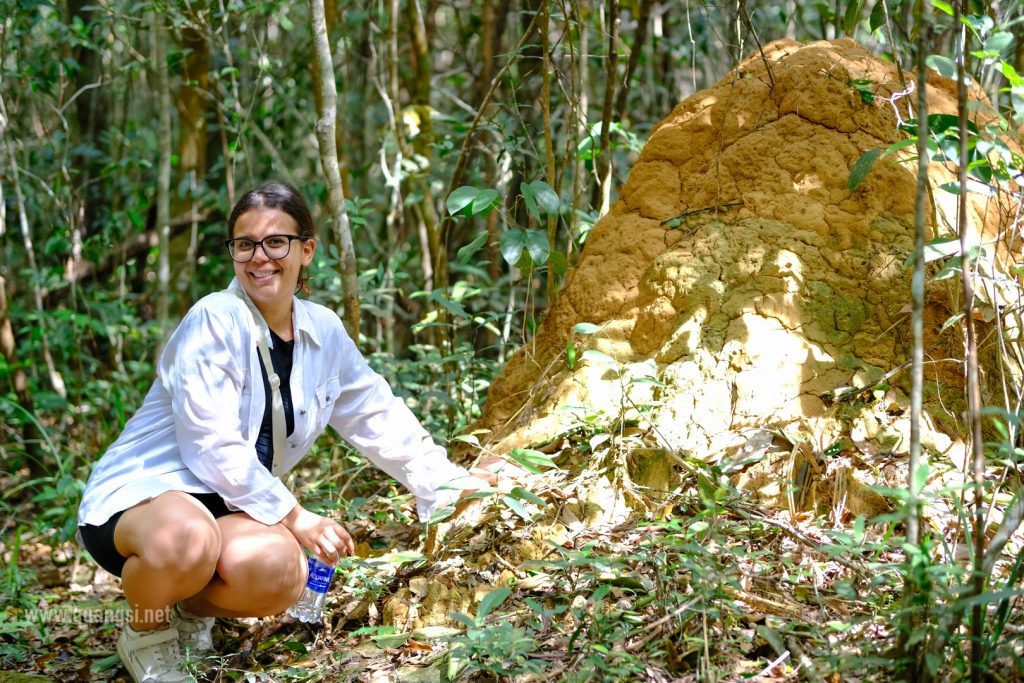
[116,623,194,683]
[172,603,215,655]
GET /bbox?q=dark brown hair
[228,181,316,293]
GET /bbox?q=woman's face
[231,207,315,314]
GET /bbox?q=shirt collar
[292,297,322,347]
[226,278,322,348]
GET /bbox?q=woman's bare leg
[113,491,222,630]
[181,513,306,618]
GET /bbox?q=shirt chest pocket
[312,376,342,431]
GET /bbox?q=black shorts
[78,492,238,577]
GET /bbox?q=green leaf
[476,587,512,622]
[849,148,883,190]
[433,293,470,320]
[930,0,953,14]
[928,113,971,135]
[999,62,1023,87]
[630,376,666,387]
[912,460,930,494]
[520,181,540,222]
[574,322,600,334]
[452,433,481,446]
[428,506,455,524]
[470,188,500,216]
[903,236,961,267]
[566,337,577,369]
[931,256,962,281]
[868,0,886,32]
[127,208,144,231]
[581,349,617,366]
[450,612,476,628]
[885,138,919,155]
[387,550,427,565]
[983,32,1013,57]
[502,494,535,521]
[756,625,786,656]
[90,654,122,673]
[959,11,991,32]
[549,250,568,275]
[447,186,499,217]
[923,237,962,262]
[524,229,550,264]
[457,232,490,264]
[463,488,498,500]
[529,180,560,214]
[447,186,478,216]
[373,632,411,648]
[926,54,957,78]
[940,312,965,333]
[509,447,559,473]
[509,486,548,506]
[844,0,864,35]
[851,78,875,104]
[500,229,526,265]
[280,640,309,654]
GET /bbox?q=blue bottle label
[306,556,335,593]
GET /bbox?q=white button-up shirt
[77,279,476,528]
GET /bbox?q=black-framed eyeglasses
[224,234,308,263]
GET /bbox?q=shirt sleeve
[326,327,476,522]
[159,300,297,525]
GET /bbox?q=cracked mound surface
[476,38,1019,466]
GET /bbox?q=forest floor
[2,449,1023,682]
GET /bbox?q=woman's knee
[218,532,305,606]
[144,515,221,574]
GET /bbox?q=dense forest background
[2,0,1024,680]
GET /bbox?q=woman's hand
[280,504,354,565]
[451,455,531,517]
[472,454,530,485]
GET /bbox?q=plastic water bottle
[288,555,335,623]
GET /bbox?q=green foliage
[446,587,548,678]
[446,186,501,217]
[849,147,883,189]
[1,0,1023,680]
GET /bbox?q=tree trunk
[573,0,591,226]
[613,0,653,123]
[898,8,929,679]
[174,12,210,306]
[407,0,432,107]
[954,2,986,676]
[67,0,109,237]
[152,11,173,348]
[542,0,557,303]
[310,0,360,338]
[595,0,619,217]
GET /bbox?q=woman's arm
[325,327,488,520]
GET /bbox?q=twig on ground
[753,649,791,680]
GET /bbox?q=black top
[255,329,296,472]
